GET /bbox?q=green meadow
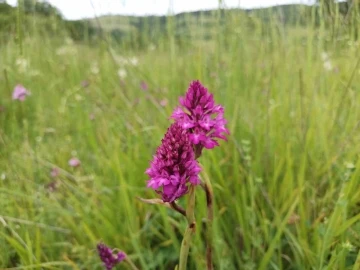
[1,1,360,269]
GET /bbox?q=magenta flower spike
[12,84,30,101]
[146,123,201,202]
[171,81,229,152]
[97,243,126,270]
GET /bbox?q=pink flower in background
[171,80,229,150]
[50,167,60,178]
[12,84,30,101]
[68,157,81,167]
[140,81,148,91]
[46,180,60,192]
[146,123,201,202]
[159,98,168,107]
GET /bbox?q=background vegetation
[1,0,360,269]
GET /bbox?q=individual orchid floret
[97,243,126,270]
[12,84,30,101]
[146,123,201,202]
[171,81,229,152]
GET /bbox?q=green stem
[201,180,214,270]
[171,201,186,217]
[16,0,23,55]
[178,186,196,270]
[125,257,140,270]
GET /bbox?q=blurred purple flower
[140,81,148,91]
[81,80,90,88]
[146,123,201,202]
[12,84,30,101]
[97,243,126,270]
[89,113,95,120]
[171,80,229,152]
[50,167,60,178]
[68,157,81,167]
[46,180,59,192]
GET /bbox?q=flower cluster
[171,80,229,150]
[97,243,126,270]
[146,123,201,202]
[146,80,228,202]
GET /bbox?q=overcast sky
[7,0,314,20]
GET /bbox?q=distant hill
[0,1,352,47]
[84,2,352,46]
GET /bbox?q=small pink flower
[46,180,59,192]
[68,157,81,167]
[140,81,148,91]
[159,98,168,107]
[50,167,60,178]
[12,84,30,101]
[89,113,95,120]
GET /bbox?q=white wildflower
[321,52,329,61]
[44,127,56,133]
[16,57,29,73]
[56,47,67,56]
[29,70,41,77]
[91,62,99,75]
[75,94,83,101]
[56,46,76,56]
[65,37,74,45]
[321,52,332,71]
[117,68,127,79]
[323,60,332,71]
[341,241,355,251]
[114,55,128,66]
[345,162,355,170]
[148,44,156,51]
[129,57,139,66]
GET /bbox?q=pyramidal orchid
[97,80,228,270]
[171,80,229,156]
[146,123,201,202]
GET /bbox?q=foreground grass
[1,7,360,270]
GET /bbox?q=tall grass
[1,1,360,269]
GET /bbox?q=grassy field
[1,2,360,270]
